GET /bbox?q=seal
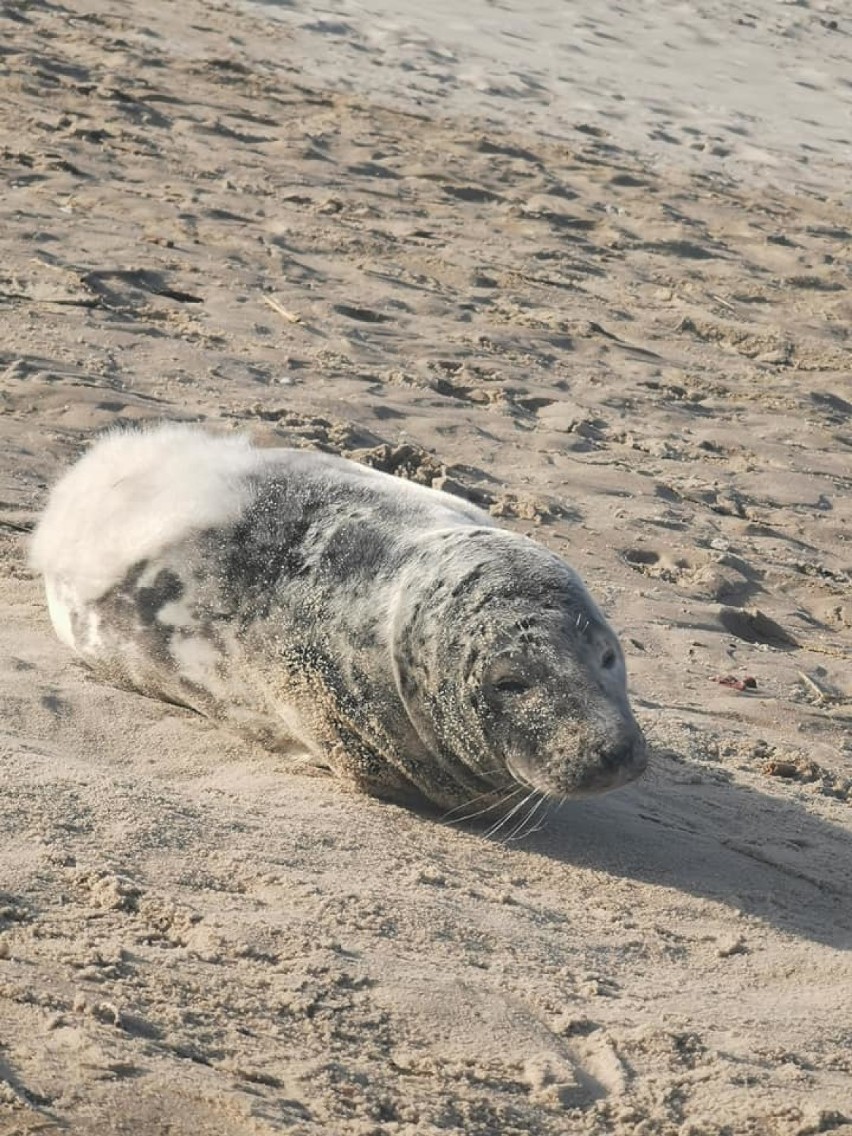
[30,423,647,813]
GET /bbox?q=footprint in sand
[621,546,760,605]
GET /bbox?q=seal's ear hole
[601,647,617,670]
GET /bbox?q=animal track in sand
[621,546,760,604]
[385,980,625,1114]
[423,360,566,420]
[332,303,394,323]
[717,607,800,650]
[224,409,576,523]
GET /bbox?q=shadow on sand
[510,753,852,950]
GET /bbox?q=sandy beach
[1,0,850,1132]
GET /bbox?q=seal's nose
[602,740,632,769]
[597,729,648,786]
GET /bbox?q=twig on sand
[708,292,736,312]
[262,295,302,324]
[798,671,843,705]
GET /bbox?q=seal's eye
[491,676,533,696]
[601,648,617,670]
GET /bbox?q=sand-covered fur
[32,425,646,808]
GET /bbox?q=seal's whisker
[504,790,541,843]
[503,791,538,843]
[516,791,548,842]
[459,789,524,829]
[509,791,548,842]
[504,795,537,843]
[485,789,535,841]
[524,814,548,840]
[441,786,523,828]
[529,793,551,834]
[439,784,512,823]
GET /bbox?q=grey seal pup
[30,423,647,813]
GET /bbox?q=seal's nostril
[605,744,627,768]
[601,647,616,670]
[603,738,643,770]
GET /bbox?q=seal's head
[392,529,647,806]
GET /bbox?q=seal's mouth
[575,740,648,796]
[508,733,648,799]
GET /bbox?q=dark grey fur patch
[135,569,184,624]
[449,564,486,599]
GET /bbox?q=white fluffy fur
[30,424,266,603]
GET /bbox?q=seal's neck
[387,537,510,802]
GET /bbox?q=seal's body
[31,424,647,810]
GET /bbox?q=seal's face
[392,530,647,806]
[473,601,648,798]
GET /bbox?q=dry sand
[1,1,851,1133]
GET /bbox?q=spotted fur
[31,424,647,809]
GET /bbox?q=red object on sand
[711,674,758,692]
